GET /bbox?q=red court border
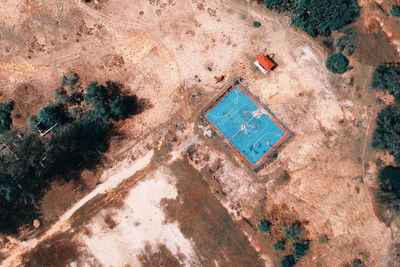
[202,83,292,170]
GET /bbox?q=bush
[53,88,69,104]
[253,21,261,27]
[376,166,400,214]
[291,0,360,37]
[372,63,400,102]
[284,221,302,241]
[325,53,349,74]
[0,101,15,134]
[391,5,400,17]
[274,240,285,251]
[372,105,400,162]
[282,255,296,267]
[264,0,295,12]
[293,240,310,261]
[60,72,79,90]
[258,220,271,232]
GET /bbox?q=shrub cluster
[0,101,15,134]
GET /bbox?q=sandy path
[1,150,154,267]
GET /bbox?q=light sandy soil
[1,0,400,266]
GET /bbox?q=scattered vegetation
[264,0,360,37]
[336,27,357,56]
[0,101,15,134]
[372,105,400,162]
[274,240,285,251]
[283,221,302,241]
[372,63,400,103]
[258,219,271,232]
[253,21,261,27]
[391,5,400,17]
[0,74,143,234]
[325,53,350,74]
[59,72,79,90]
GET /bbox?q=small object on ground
[254,54,276,74]
[33,219,40,228]
[194,75,201,82]
[207,66,212,71]
[253,21,261,27]
[214,75,225,84]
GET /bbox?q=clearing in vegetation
[202,82,293,170]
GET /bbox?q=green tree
[291,0,360,37]
[282,255,296,267]
[258,220,271,232]
[372,105,400,162]
[84,81,108,105]
[376,166,400,214]
[391,5,400,17]
[0,101,15,134]
[274,240,286,251]
[372,63,400,102]
[293,240,310,261]
[325,53,350,74]
[109,95,139,120]
[37,103,68,132]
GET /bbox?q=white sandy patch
[80,168,199,266]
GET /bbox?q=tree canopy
[37,103,69,132]
[0,101,15,134]
[391,5,400,17]
[372,105,400,162]
[264,0,360,37]
[258,220,271,232]
[325,53,349,74]
[372,63,400,102]
[59,72,79,90]
[0,78,143,234]
[376,166,400,214]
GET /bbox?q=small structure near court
[202,82,293,171]
[254,54,276,74]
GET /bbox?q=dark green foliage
[37,103,68,132]
[284,221,302,241]
[258,220,271,232]
[53,88,69,104]
[253,21,261,27]
[354,258,363,266]
[84,81,108,106]
[293,240,310,261]
[0,79,143,234]
[376,166,400,213]
[391,5,400,17]
[282,255,296,267]
[291,0,360,37]
[372,63,400,102]
[264,0,295,12]
[372,105,400,161]
[325,53,349,74]
[60,72,79,90]
[109,95,139,120]
[274,240,285,251]
[0,101,15,134]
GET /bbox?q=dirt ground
[1,0,400,266]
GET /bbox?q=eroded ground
[1,0,400,266]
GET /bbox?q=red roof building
[254,54,275,74]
